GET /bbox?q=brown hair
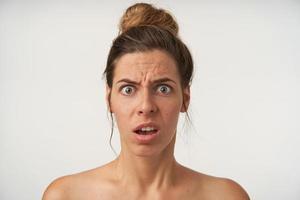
[104,3,193,89]
[103,3,194,154]
[119,3,178,35]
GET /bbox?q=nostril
[138,109,155,115]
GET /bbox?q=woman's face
[108,50,190,157]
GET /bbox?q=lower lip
[134,130,159,143]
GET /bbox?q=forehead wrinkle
[137,63,167,85]
[116,64,176,86]
[114,50,179,86]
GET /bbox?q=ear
[180,86,190,113]
[106,84,113,113]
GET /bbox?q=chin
[131,141,175,158]
[122,133,176,157]
[131,146,161,157]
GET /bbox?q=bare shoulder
[179,166,250,200]
[42,163,114,200]
[209,177,250,200]
[199,173,250,200]
[42,175,73,200]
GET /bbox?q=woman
[43,3,250,200]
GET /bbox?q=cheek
[159,99,182,124]
[110,89,131,113]
[110,94,135,127]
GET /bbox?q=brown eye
[121,86,135,95]
[157,85,171,94]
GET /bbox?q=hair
[103,3,194,154]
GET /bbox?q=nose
[137,89,157,116]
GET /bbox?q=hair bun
[119,3,178,36]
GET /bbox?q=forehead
[113,50,179,82]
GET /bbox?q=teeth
[141,127,155,132]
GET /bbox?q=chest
[72,186,203,200]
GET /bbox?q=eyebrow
[116,77,177,85]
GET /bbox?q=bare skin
[43,50,250,200]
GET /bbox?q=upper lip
[133,122,159,132]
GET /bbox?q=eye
[120,85,135,95]
[157,85,172,94]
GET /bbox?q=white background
[1,0,299,199]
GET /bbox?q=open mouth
[134,127,158,135]
[133,124,160,142]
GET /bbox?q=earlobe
[180,86,190,113]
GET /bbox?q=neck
[113,137,179,191]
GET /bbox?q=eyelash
[119,84,173,96]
